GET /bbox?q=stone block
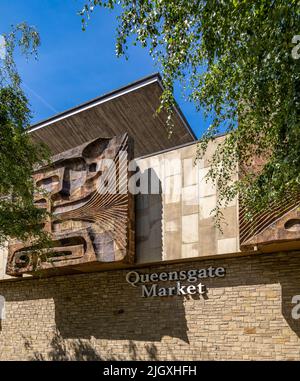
[217,237,238,254]
[182,214,198,243]
[198,223,217,256]
[165,219,180,233]
[198,167,216,198]
[218,206,238,239]
[182,185,199,215]
[183,158,198,186]
[164,231,182,260]
[181,243,199,258]
[199,195,217,220]
[164,203,181,221]
[164,175,182,204]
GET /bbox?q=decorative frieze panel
[6,133,134,276]
[239,194,300,252]
[239,156,300,252]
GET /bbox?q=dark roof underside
[28,74,196,158]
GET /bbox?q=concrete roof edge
[27,72,196,141]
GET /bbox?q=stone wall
[135,137,238,264]
[0,251,300,360]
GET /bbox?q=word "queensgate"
[126,266,226,298]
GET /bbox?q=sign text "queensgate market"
[126,266,226,298]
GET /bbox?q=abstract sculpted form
[6,133,135,276]
[239,156,300,252]
[239,194,300,252]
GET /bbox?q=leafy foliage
[0,23,49,246]
[80,0,300,222]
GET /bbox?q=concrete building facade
[0,74,299,360]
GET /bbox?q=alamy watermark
[292,35,300,59]
[291,295,300,320]
[0,295,5,321]
[36,153,215,208]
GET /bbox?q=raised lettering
[159,272,168,281]
[186,285,197,294]
[176,282,187,295]
[179,271,187,280]
[142,284,157,297]
[198,269,207,278]
[150,273,158,282]
[125,271,140,286]
[198,283,206,294]
[169,271,179,281]
[207,266,215,278]
[215,267,225,277]
[187,269,198,282]
[158,287,168,296]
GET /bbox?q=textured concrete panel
[135,136,240,264]
[182,214,199,243]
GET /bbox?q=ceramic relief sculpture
[6,133,135,276]
[239,155,300,252]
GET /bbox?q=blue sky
[1,0,209,138]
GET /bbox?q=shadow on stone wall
[51,165,187,343]
[135,167,163,263]
[280,278,300,338]
[53,283,189,343]
[23,330,159,361]
[1,251,300,361]
[51,252,300,341]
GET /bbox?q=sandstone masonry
[0,251,300,360]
